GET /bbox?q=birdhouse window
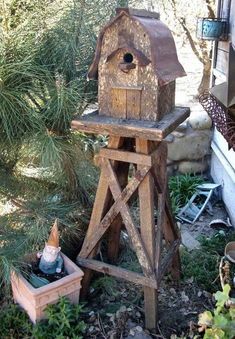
[123,53,134,63]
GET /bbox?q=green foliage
[0,0,123,288]
[169,174,204,214]
[33,297,86,338]
[198,284,235,339]
[181,248,220,292]
[0,297,86,339]
[181,232,235,292]
[0,303,33,338]
[92,276,119,297]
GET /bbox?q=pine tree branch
[26,92,42,111]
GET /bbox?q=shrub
[198,284,235,339]
[169,174,204,214]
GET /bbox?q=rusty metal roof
[88,8,186,85]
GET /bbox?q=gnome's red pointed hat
[47,219,60,247]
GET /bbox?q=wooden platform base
[72,106,190,141]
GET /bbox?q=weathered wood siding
[98,15,175,121]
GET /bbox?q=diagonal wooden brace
[102,158,155,278]
[79,162,153,277]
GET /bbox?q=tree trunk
[197,58,212,95]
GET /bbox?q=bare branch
[205,0,216,18]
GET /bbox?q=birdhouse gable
[88,8,186,121]
[106,46,151,72]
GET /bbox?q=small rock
[186,276,194,284]
[89,311,95,316]
[106,313,113,317]
[203,290,212,298]
[181,291,189,302]
[169,287,176,295]
[88,326,94,333]
[126,331,152,339]
[119,305,127,313]
[136,326,143,332]
[172,131,185,138]
[127,307,132,312]
[129,329,136,336]
[198,291,202,297]
[136,311,141,318]
[127,319,137,329]
[165,134,175,143]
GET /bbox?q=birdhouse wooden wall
[88,9,186,122]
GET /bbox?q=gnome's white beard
[42,244,60,262]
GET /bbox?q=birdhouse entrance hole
[123,52,133,63]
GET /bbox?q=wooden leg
[78,136,124,298]
[136,138,157,330]
[151,141,181,281]
[153,142,167,279]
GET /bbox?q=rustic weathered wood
[88,9,186,120]
[136,138,157,330]
[79,162,151,268]
[99,148,152,166]
[153,142,167,278]
[111,88,127,118]
[103,158,155,277]
[107,161,129,263]
[78,136,124,298]
[71,107,190,141]
[126,89,141,119]
[158,239,181,284]
[116,8,160,20]
[77,257,158,289]
[151,158,181,280]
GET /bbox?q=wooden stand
[72,106,190,329]
[76,133,182,330]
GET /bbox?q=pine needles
[0,0,119,288]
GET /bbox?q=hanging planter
[197,18,228,40]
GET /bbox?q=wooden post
[136,138,158,330]
[79,136,124,298]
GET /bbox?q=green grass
[181,231,235,292]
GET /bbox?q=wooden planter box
[11,253,84,323]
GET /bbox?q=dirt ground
[81,199,233,339]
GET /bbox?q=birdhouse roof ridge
[87,8,186,85]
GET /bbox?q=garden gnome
[38,219,63,274]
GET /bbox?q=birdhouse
[88,8,186,121]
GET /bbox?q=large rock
[181,230,200,250]
[168,129,212,161]
[178,160,208,174]
[188,111,212,130]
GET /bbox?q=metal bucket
[225,241,235,263]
